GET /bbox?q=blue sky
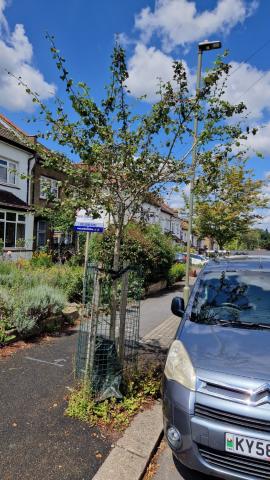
[0,0,269,224]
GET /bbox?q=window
[40,176,60,200]
[0,159,17,185]
[192,271,270,325]
[37,220,47,247]
[0,210,26,248]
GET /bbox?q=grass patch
[66,365,162,431]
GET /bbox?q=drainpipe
[26,136,38,206]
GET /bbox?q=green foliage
[89,223,175,286]
[0,261,83,302]
[259,229,270,250]
[224,228,270,251]
[0,260,82,339]
[66,366,161,430]
[168,263,186,285]
[194,165,267,249]
[12,285,67,333]
[30,252,53,268]
[0,287,15,344]
[20,40,252,281]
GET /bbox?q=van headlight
[164,340,196,391]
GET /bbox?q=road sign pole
[82,231,90,305]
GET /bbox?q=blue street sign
[73,225,104,233]
[74,211,104,234]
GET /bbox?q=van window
[192,271,270,325]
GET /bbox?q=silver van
[163,256,270,479]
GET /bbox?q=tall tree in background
[194,164,267,249]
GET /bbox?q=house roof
[0,114,36,152]
[160,203,179,218]
[0,190,31,211]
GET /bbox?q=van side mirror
[171,296,185,317]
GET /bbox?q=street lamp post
[183,40,221,307]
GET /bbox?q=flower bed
[0,259,83,345]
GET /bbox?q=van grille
[199,446,270,479]
[195,404,270,432]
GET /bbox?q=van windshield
[191,271,270,326]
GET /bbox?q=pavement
[0,281,185,480]
[140,282,184,337]
[0,331,112,480]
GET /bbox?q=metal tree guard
[76,263,142,399]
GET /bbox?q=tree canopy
[18,38,252,268]
[194,164,267,249]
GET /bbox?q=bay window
[0,210,26,248]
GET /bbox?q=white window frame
[40,176,60,200]
[0,158,17,185]
[0,209,26,248]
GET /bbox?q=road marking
[25,356,66,368]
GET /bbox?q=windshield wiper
[190,313,270,330]
[213,320,270,329]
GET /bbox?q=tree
[194,164,267,249]
[16,38,249,340]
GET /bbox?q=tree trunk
[84,267,100,382]
[118,267,129,367]
[109,225,122,340]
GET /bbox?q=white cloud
[0,2,55,112]
[225,62,270,121]
[135,0,258,52]
[165,184,190,210]
[127,43,195,102]
[244,122,270,156]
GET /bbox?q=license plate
[226,433,270,461]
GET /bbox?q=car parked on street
[190,253,208,265]
[174,252,208,265]
[163,256,270,479]
[174,252,187,264]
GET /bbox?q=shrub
[43,266,83,302]
[168,263,186,285]
[0,287,15,343]
[30,252,53,268]
[12,285,67,333]
[89,223,176,287]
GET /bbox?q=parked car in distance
[174,252,187,264]
[174,253,207,265]
[163,256,270,479]
[190,253,207,265]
